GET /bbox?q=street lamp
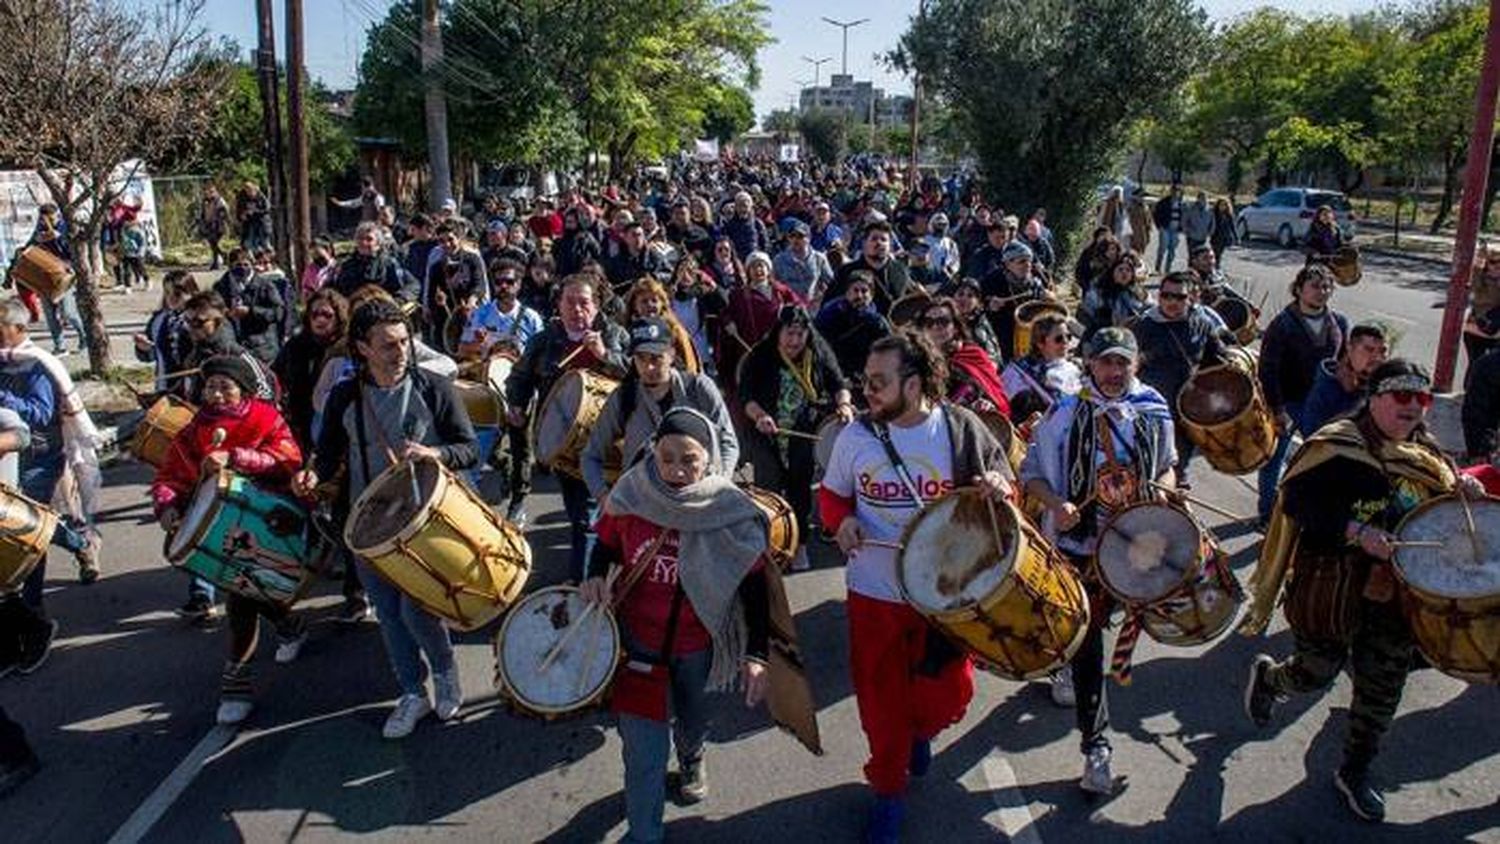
[821,17,868,77]
[802,55,831,91]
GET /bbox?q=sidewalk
[1356,220,1455,266]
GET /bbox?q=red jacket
[948,342,1011,418]
[595,512,713,656]
[151,398,303,515]
[718,280,803,386]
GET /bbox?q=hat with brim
[628,317,674,356]
[1085,327,1138,362]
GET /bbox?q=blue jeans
[21,451,73,610]
[356,560,455,698]
[42,292,85,353]
[1155,228,1179,273]
[618,647,713,843]
[189,577,216,604]
[1257,401,1303,521]
[558,474,596,583]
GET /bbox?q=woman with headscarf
[738,307,853,571]
[718,251,802,396]
[578,408,773,842]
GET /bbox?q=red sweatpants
[849,591,974,796]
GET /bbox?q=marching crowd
[0,153,1498,842]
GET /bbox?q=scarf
[779,347,820,404]
[1062,378,1170,541]
[0,340,102,522]
[604,454,769,691]
[947,342,1007,410]
[1240,417,1455,635]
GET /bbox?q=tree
[797,109,847,163]
[0,0,228,375]
[702,86,756,144]
[897,0,1208,260]
[762,109,799,134]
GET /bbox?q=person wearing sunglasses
[1257,264,1351,525]
[1244,359,1487,823]
[1000,313,1082,425]
[178,291,278,405]
[919,298,1008,418]
[1132,271,1234,490]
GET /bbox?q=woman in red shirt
[151,355,306,727]
[580,407,772,843]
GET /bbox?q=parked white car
[1235,187,1356,247]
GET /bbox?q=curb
[1359,245,1452,269]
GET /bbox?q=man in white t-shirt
[819,332,1014,843]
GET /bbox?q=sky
[199,0,1388,128]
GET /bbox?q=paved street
[2,245,1497,843]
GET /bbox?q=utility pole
[254,0,290,268]
[802,55,831,91]
[821,17,868,77]
[421,0,453,210]
[1434,0,1500,391]
[909,0,927,185]
[285,0,311,276]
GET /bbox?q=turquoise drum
[165,470,311,608]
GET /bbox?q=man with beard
[1020,327,1177,796]
[825,221,912,316]
[722,191,769,260]
[604,221,669,287]
[980,240,1051,357]
[818,331,1013,843]
[424,222,490,348]
[1299,323,1389,433]
[814,272,890,387]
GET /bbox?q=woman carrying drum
[579,408,772,843]
[151,355,306,727]
[1243,359,1487,823]
[738,306,854,572]
[919,297,1010,418]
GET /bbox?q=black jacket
[332,252,421,303]
[1463,347,1500,458]
[314,367,479,483]
[505,316,630,412]
[1258,305,1350,413]
[737,331,847,427]
[826,257,912,316]
[273,329,339,449]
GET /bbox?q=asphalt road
[2,245,1497,843]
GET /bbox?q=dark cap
[200,354,259,394]
[1085,327,1138,362]
[628,317,674,355]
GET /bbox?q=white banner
[694,139,720,162]
[0,159,161,274]
[779,144,800,163]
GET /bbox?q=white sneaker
[274,632,308,664]
[216,698,253,726]
[434,670,463,721]
[382,693,432,739]
[1050,666,1076,707]
[1080,745,1115,795]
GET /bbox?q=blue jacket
[0,359,59,457]
[1299,359,1361,434]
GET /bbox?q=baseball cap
[788,221,810,237]
[1001,241,1034,263]
[628,317,673,355]
[1086,327,1138,362]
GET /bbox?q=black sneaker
[338,599,373,624]
[1334,766,1386,822]
[506,503,528,529]
[17,620,57,675]
[678,759,708,804]
[1244,654,1281,727]
[176,596,214,621]
[0,752,40,799]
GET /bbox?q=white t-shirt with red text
[823,409,955,602]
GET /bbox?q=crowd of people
[1,153,1497,841]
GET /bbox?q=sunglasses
[1048,333,1070,344]
[496,276,519,285]
[1385,390,1433,408]
[1159,290,1189,301]
[187,317,215,327]
[309,310,336,320]
[922,315,953,327]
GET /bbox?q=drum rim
[1393,494,1500,600]
[743,484,799,567]
[533,369,588,462]
[896,488,1025,616]
[166,469,230,562]
[813,415,846,469]
[1094,501,1205,602]
[495,584,622,714]
[1014,300,1069,320]
[344,457,445,556]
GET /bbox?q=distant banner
[779,144,800,163]
[0,159,161,274]
[694,139,720,162]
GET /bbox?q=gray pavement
[2,246,1498,843]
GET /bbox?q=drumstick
[1388,540,1447,549]
[1456,488,1484,559]
[575,606,605,697]
[537,567,620,674]
[861,539,905,550]
[729,330,753,353]
[157,366,202,382]
[556,343,588,371]
[1147,480,1245,523]
[775,429,822,442]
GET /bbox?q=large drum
[1012,300,1069,360]
[494,585,622,719]
[10,245,74,303]
[165,471,310,608]
[131,395,197,468]
[1210,296,1259,345]
[454,379,504,428]
[0,487,60,594]
[534,369,620,480]
[1177,348,1276,475]
[976,409,1026,476]
[346,457,530,631]
[1393,495,1500,684]
[898,490,1090,679]
[745,485,798,569]
[814,415,846,474]
[1095,503,1241,646]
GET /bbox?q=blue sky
[200,0,1385,126]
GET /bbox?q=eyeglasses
[187,317,215,327]
[496,276,519,285]
[309,310,336,320]
[1386,390,1433,408]
[1048,334,1070,344]
[1159,290,1189,301]
[922,316,953,327]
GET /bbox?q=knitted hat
[200,354,258,393]
[656,406,715,453]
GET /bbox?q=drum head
[535,372,583,459]
[815,416,846,471]
[1395,498,1500,599]
[1096,504,1202,602]
[485,356,515,399]
[889,294,931,327]
[168,474,222,560]
[349,458,441,546]
[1179,367,1252,426]
[899,491,1019,613]
[497,586,619,714]
[1211,298,1251,330]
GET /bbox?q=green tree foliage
[897,0,1208,258]
[702,87,756,144]
[762,109,799,134]
[352,0,770,178]
[797,109,847,163]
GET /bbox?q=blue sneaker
[863,795,905,844]
[909,738,932,778]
